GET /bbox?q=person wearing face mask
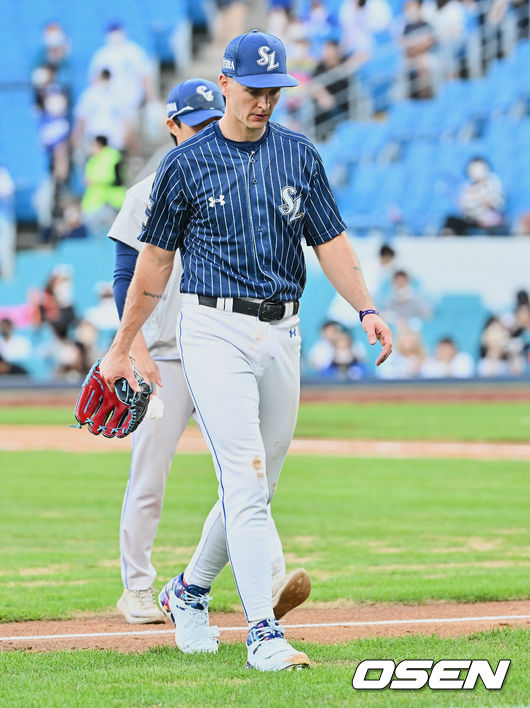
[88,22,156,114]
[442,157,509,236]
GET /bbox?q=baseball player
[111,78,311,625]
[101,30,392,671]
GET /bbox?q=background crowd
[0,0,529,383]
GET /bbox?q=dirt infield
[2,424,530,460]
[1,600,529,652]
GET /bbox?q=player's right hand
[99,347,140,394]
[362,314,393,366]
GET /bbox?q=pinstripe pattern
[138,121,346,300]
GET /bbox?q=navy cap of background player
[166,79,225,126]
[222,30,299,88]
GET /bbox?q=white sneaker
[159,573,219,654]
[272,568,311,619]
[117,588,166,624]
[246,618,310,671]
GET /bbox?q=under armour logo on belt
[289,328,297,338]
[208,195,226,207]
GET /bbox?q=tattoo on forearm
[143,290,162,299]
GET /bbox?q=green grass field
[1,400,529,706]
[1,630,528,707]
[1,451,529,620]
[2,399,530,440]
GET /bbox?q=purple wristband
[359,309,380,322]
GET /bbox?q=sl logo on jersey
[196,85,214,101]
[278,186,304,222]
[208,194,226,208]
[257,46,279,72]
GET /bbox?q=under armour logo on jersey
[289,328,297,338]
[257,46,279,71]
[278,186,304,222]
[196,85,214,101]
[208,194,226,207]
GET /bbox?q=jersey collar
[213,121,270,152]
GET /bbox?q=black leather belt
[198,296,299,322]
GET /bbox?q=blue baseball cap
[166,79,225,126]
[222,30,299,88]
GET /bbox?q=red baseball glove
[75,358,151,438]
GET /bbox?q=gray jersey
[108,173,182,359]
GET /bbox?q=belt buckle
[258,300,285,322]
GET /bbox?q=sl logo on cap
[257,46,279,72]
[196,85,214,101]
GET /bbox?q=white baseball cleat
[246,618,310,671]
[272,568,311,620]
[159,573,219,654]
[117,588,166,624]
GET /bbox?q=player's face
[222,77,281,131]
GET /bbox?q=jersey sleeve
[302,151,346,247]
[138,151,190,251]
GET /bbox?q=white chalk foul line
[1,614,529,643]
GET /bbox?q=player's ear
[166,118,178,137]
[219,74,230,97]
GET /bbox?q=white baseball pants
[178,296,301,622]
[119,359,287,591]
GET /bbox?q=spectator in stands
[312,39,351,139]
[32,22,71,78]
[73,69,132,159]
[81,136,126,235]
[400,0,436,98]
[376,327,426,378]
[0,318,31,367]
[383,269,432,328]
[32,64,71,243]
[442,157,508,236]
[477,315,512,376]
[421,336,475,377]
[339,0,393,57]
[307,320,345,370]
[423,0,467,78]
[316,326,367,380]
[47,323,86,382]
[88,22,156,115]
[31,264,77,335]
[58,200,88,240]
[0,353,27,376]
[303,1,337,59]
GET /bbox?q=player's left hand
[362,314,393,366]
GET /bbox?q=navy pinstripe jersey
[138,120,346,301]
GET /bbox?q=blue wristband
[359,309,380,322]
